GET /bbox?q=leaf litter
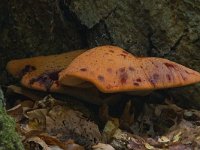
[7,92,101,149]
[5,85,200,150]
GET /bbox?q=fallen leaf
[92,143,115,150]
[7,104,23,122]
[65,139,85,150]
[25,136,51,150]
[102,119,119,142]
[7,85,46,101]
[158,136,170,143]
[172,131,182,143]
[144,143,155,150]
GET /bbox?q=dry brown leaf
[25,136,51,150]
[92,143,115,150]
[24,135,75,150]
[38,134,66,149]
[102,119,119,143]
[110,129,146,150]
[7,85,46,101]
[65,139,85,150]
[7,104,23,122]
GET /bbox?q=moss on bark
[0,87,24,150]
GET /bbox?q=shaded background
[0,0,200,107]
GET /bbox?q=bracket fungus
[6,50,100,102]
[6,50,120,105]
[59,46,200,93]
[6,50,86,78]
[6,46,200,104]
[6,50,85,91]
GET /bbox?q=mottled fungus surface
[59,46,200,93]
[6,50,85,92]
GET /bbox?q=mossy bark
[0,87,24,150]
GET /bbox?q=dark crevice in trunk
[59,0,89,48]
[147,32,157,57]
[170,34,185,52]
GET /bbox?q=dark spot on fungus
[152,62,158,68]
[20,65,36,77]
[166,74,171,81]
[149,73,159,87]
[119,67,125,73]
[122,50,129,54]
[80,68,87,71]
[184,70,195,75]
[29,78,36,85]
[133,82,139,86]
[129,67,135,71]
[29,70,61,91]
[120,54,127,58]
[164,63,176,69]
[106,84,118,89]
[106,84,112,89]
[185,70,190,74]
[55,81,60,87]
[98,75,105,82]
[120,72,128,84]
[109,50,114,53]
[151,61,159,68]
[48,70,60,81]
[136,78,142,82]
[107,68,112,73]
